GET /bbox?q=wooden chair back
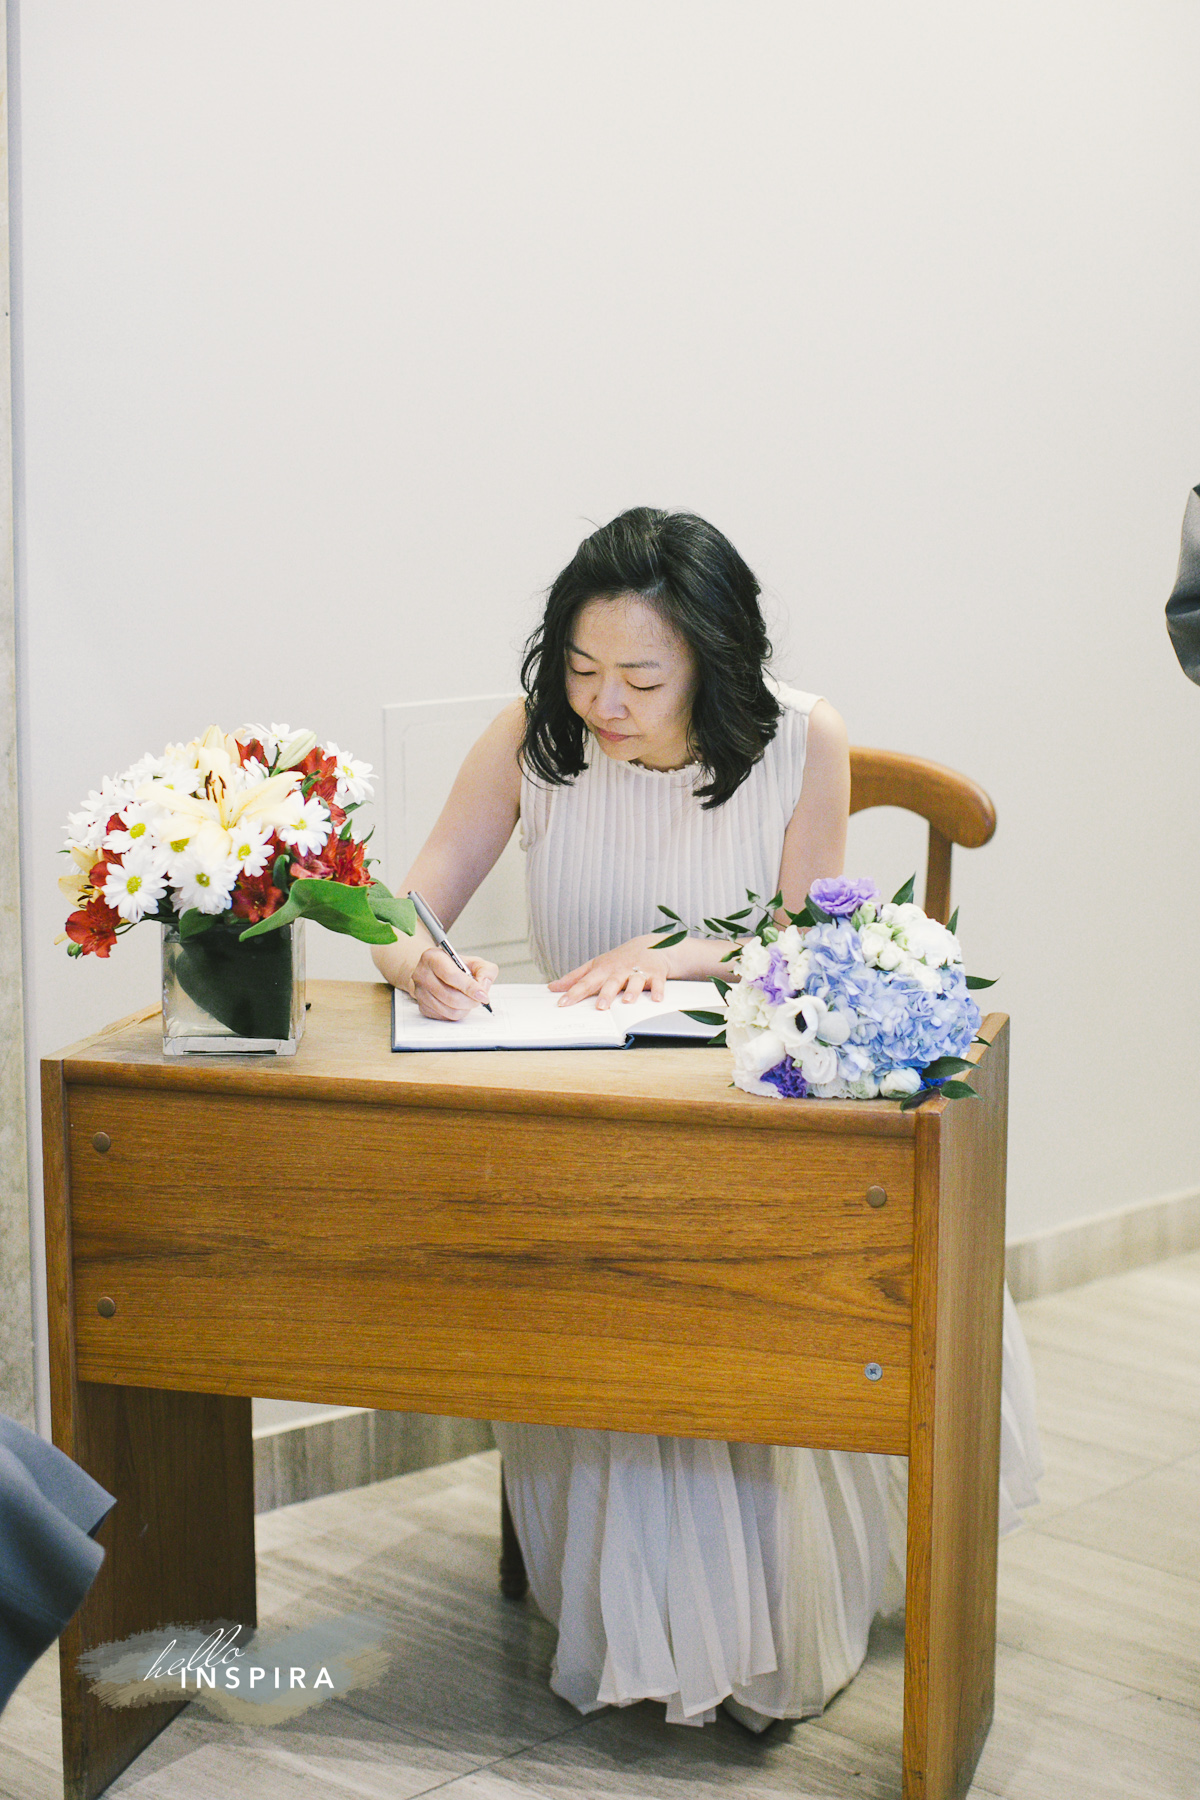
[849,747,996,925]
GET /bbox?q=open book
[391,981,723,1052]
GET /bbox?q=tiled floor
[3,1253,1199,1800]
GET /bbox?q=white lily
[137,723,302,866]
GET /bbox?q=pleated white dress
[494,682,1043,1726]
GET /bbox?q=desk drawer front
[67,1087,914,1453]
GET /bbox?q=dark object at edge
[0,1413,115,1714]
[1166,485,1200,683]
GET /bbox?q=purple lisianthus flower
[809,877,880,918]
[761,1055,808,1099]
[754,947,793,1006]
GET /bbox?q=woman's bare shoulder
[806,697,848,757]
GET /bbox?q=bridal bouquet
[655,877,993,1110]
[60,723,414,957]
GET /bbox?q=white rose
[900,917,958,967]
[847,1074,881,1099]
[796,1041,839,1086]
[737,938,771,980]
[880,1067,922,1097]
[725,980,772,1030]
[729,1025,788,1078]
[811,1076,851,1098]
[859,923,892,966]
[774,924,805,961]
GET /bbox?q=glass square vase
[161,920,306,1055]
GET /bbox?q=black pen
[407,890,494,1013]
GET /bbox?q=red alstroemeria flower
[231,870,286,924]
[65,897,121,958]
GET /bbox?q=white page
[391,980,723,1051]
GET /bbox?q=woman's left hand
[549,935,672,1009]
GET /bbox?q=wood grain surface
[53,980,917,1137]
[904,1016,1009,1800]
[66,1086,916,1451]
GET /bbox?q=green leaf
[651,929,688,949]
[939,1080,980,1100]
[965,974,998,989]
[272,853,292,892]
[720,946,741,962]
[177,908,216,941]
[170,920,298,1037]
[239,878,399,945]
[766,890,783,911]
[973,1034,992,1047]
[707,1029,727,1047]
[683,1010,726,1027]
[713,978,730,1000]
[892,874,916,906]
[365,884,416,934]
[922,1055,975,1079]
[656,905,683,922]
[725,907,753,920]
[899,1087,933,1111]
[947,906,959,935]
[806,898,832,923]
[702,917,727,936]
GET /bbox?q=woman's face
[564,594,698,770]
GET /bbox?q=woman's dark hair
[520,507,781,808]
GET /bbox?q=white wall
[13,1,1200,1425]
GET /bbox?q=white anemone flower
[325,742,374,805]
[174,850,238,915]
[103,847,168,923]
[275,795,331,858]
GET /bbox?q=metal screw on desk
[92,1132,111,1153]
[866,1185,886,1207]
[864,1362,883,1381]
[97,1296,116,1318]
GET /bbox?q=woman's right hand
[411,948,498,1020]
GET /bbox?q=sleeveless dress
[494,682,1043,1727]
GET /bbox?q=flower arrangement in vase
[655,876,995,1109]
[60,723,414,1053]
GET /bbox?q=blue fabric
[0,1414,115,1714]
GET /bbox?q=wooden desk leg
[43,1065,256,1800]
[904,1022,1008,1800]
[55,1384,256,1800]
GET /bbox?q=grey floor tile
[969,1644,1200,1800]
[1035,1453,1200,1580]
[1012,1427,1158,1525]
[996,1529,1200,1708]
[1019,1342,1200,1462]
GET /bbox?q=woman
[373,507,1041,1730]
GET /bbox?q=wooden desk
[43,981,1009,1800]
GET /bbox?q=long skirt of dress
[493,1287,1043,1726]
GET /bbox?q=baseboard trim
[253,1409,495,1514]
[1006,1185,1200,1303]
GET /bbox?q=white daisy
[325,742,374,806]
[275,796,331,858]
[104,802,158,857]
[174,852,238,916]
[103,848,168,923]
[228,820,274,878]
